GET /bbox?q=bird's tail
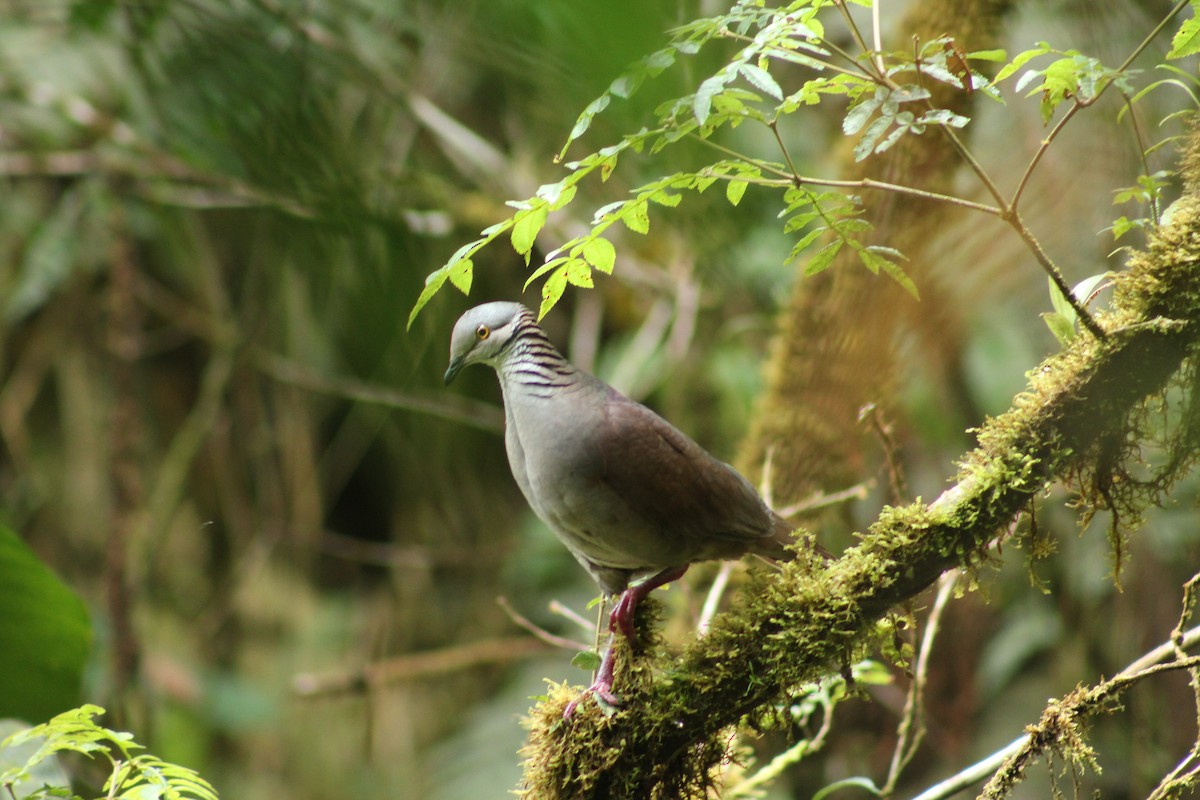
[755,512,830,562]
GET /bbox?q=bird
[444,301,801,716]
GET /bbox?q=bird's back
[504,370,792,590]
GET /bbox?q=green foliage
[1108,170,1173,243]
[0,529,90,723]
[407,0,1011,323]
[407,0,1195,323]
[994,42,1133,123]
[0,705,217,800]
[780,186,915,296]
[1041,274,1111,346]
[1167,0,1200,58]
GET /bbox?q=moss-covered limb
[517,154,1200,799]
[980,655,1200,799]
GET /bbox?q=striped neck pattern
[497,308,578,398]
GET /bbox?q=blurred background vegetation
[1,0,1199,798]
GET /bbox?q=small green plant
[0,705,217,800]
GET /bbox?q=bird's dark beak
[444,355,466,385]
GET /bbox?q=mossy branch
[518,128,1200,799]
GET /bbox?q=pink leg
[609,565,689,639]
[563,632,621,718]
[563,566,690,718]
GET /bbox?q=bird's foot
[609,589,640,639]
[608,565,690,639]
[562,675,620,719]
[563,636,621,719]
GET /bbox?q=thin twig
[549,599,601,635]
[885,571,958,793]
[833,0,882,81]
[870,0,885,76]
[1007,211,1108,339]
[698,562,735,635]
[696,134,1006,216]
[1122,91,1162,227]
[498,596,592,652]
[291,637,555,697]
[769,118,804,184]
[776,482,871,517]
[860,402,908,504]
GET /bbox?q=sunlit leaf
[623,200,650,234]
[447,258,473,295]
[571,651,602,671]
[511,205,548,262]
[726,179,748,206]
[1169,14,1200,58]
[582,237,616,274]
[566,259,594,288]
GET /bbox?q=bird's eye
[475,324,490,340]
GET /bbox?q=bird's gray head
[444,301,531,384]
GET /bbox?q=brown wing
[595,388,777,559]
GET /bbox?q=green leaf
[854,114,893,161]
[407,266,451,329]
[1169,14,1200,58]
[566,259,594,288]
[581,237,616,274]
[623,200,650,234]
[537,180,577,211]
[539,267,569,318]
[1047,274,1076,320]
[862,247,918,299]
[993,44,1052,84]
[648,189,681,208]
[738,62,783,100]
[694,72,730,125]
[967,48,1008,62]
[447,258,473,295]
[0,719,71,798]
[0,528,91,722]
[523,256,570,291]
[842,92,881,135]
[1042,311,1077,346]
[562,94,611,157]
[788,226,828,259]
[726,179,748,206]
[511,205,549,262]
[804,240,843,275]
[1109,215,1138,241]
[571,651,602,672]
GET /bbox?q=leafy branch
[407,0,1197,336]
[0,705,217,800]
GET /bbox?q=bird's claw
[609,591,638,639]
[563,678,620,719]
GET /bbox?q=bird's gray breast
[502,380,675,573]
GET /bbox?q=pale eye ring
[475,324,490,340]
